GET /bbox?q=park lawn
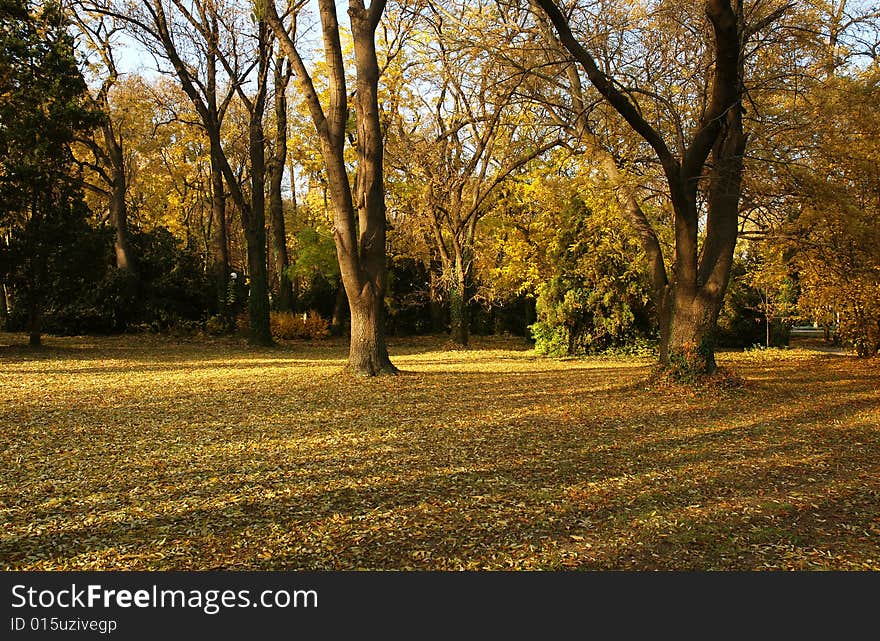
[1,333,878,571]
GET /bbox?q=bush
[528,195,656,357]
[6,225,213,335]
[204,315,228,336]
[237,310,331,340]
[270,311,330,340]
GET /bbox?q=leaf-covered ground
[1,333,878,570]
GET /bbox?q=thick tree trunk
[659,286,723,373]
[347,282,395,375]
[269,60,294,312]
[659,103,744,374]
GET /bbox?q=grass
[1,332,878,570]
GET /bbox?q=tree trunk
[266,0,394,375]
[659,286,724,373]
[28,300,41,347]
[269,59,294,312]
[242,23,273,347]
[331,281,347,335]
[245,226,273,346]
[109,172,134,272]
[103,124,136,273]
[449,285,469,346]
[209,148,230,323]
[0,282,8,331]
[658,102,744,374]
[347,282,395,375]
[448,249,471,347]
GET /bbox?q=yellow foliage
[2,333,879,570]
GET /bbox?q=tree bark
[265,0,396,374]
[209,147,230,322]
[102,123,136,273]
[658,287,723,371]
[347,282,395,375]
[242,22,273,347]
[448,251,470,346]
[269,59,294,312]
[659,101,745,372]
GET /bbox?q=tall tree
[92,0,232,325]
[217,17,275,345]
[532,0,786,374]
[0,0,103,346]
[386,0,559,346]
[268,55,295,312]
[265,0,397,374]
[98,0,273,344]
[71,8,137,274]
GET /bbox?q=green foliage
[5,226,212,335]
[285,227,341,316]
[288,228,339,283]
[0,0,104,341]
[665,340,716,385]
[716,250,795,349]
[3,200,110,333]
[530,195,655,356]
[129,227,212,330]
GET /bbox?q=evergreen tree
[0,0,102,345]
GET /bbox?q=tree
[783,71,880,356]
[103,0,276,344]
[532,0,787,374]
[268,55,295,312]
[71,7,137,274]
[734,1,880,356]
[0,0,103,346]
[265,0,397,374]
[385,0,559,346]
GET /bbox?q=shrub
[204,315,228,336]
[528,195,656,357]
[269,311,330,340]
